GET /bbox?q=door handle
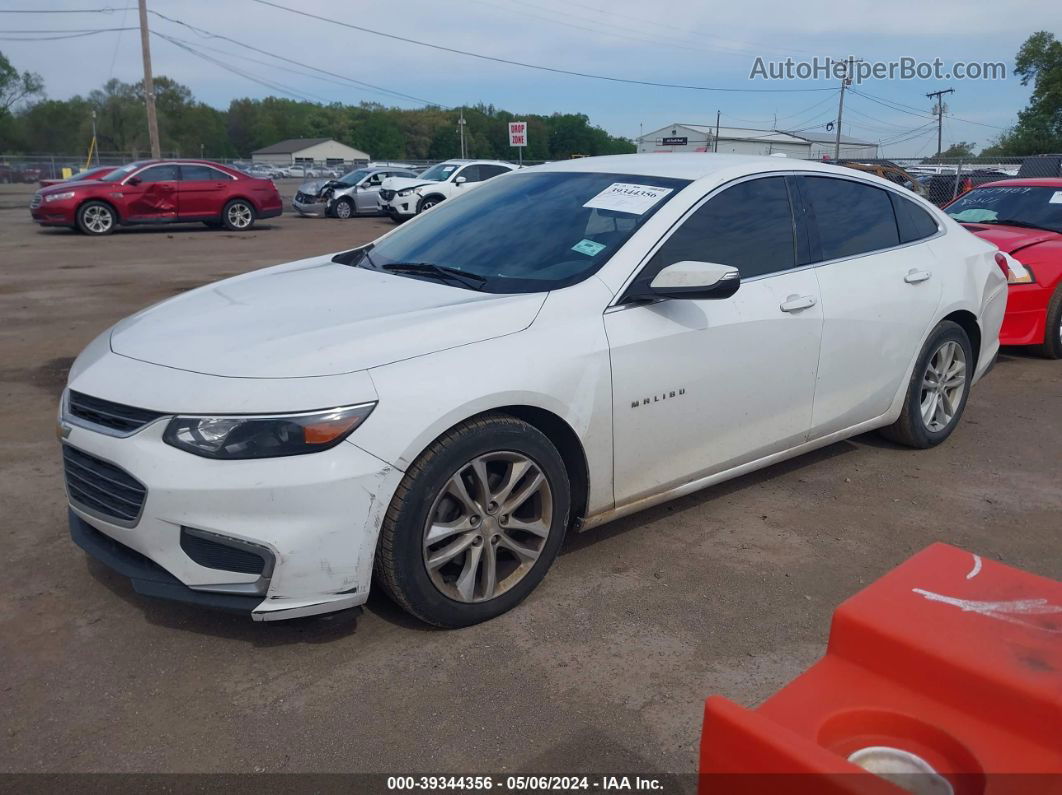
[780,294,817,313]
[905,269,932,284]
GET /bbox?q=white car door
[605,176,824,505]
[797,175,944,438]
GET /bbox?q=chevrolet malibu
[61,154,1006,627]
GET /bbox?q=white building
[636,123,878,160]
[252,138,370,167]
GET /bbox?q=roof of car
[976,178,1062,189]
[529,153,869,181]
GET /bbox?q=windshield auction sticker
[583,183,674,215]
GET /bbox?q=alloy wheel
[227,202,253,229]
[83,205,113,234]
[335,200,352,219]
[920,340,967,432]
[422,451,553,603]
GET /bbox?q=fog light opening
[847,746,953,795]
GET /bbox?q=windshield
[362,171,689,293]
[101,162,145,182]
[947,186,1062,234]
[338,168,371,186]
[417,162,460,182]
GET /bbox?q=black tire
[418,195,443,213]
[374,413,571,628]
[333,197,355,219]
[221,198,256,231]
[1036,285,1062,359]
[880,320,973,448]
[76,200,117,236]
[389,213,407,225]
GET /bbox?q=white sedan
[60,154,1006,626]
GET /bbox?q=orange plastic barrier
[698,543,1061,795]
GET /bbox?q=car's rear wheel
[76,201,116,235]
[221,199,255,231]
[374,413,571,628]
[334,197,354,219]
[1037,285,1062,359]
[880,320,973,448]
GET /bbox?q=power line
[0,27,135,41]
[250,0,838,93]
[147,9,446,107]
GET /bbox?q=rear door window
[801,176,899,260]
[890,193,939,243]
[180,165,230,181]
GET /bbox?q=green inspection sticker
[572,239,606,256]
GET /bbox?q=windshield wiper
[983,218,1059,233]
[382,262,487,290]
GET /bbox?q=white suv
[378,159,517,222]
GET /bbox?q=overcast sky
[3,0,1057,156]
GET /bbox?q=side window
[134,164,179,183]
[480,165,511,179]
[643,176,796,281]
[802,176,899,260]
[890,192,939,243]
[180,165,229,181]
[455,165,482,183]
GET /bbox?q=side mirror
[630,261,741,301]
[454,176,467,185]
[127,176,141,186]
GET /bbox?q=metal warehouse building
[636,123,877,159]
[251,138,370,167]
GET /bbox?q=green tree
[0,50,44,113]
[982,31,1062,155]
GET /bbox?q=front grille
[63,445,147,525]
[68,390,166,434]
[379,189,396,201]
[30,194,42,209]
[295,191,307,202]
[180,529,268,575]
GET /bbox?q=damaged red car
[29,159,282,235]
[946,178,1062,358]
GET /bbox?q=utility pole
[926,88,955,157]
[138,0,161,159]
[833,56,855,162]
[714,109,720,152]
[457,108,467,159]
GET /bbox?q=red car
[30,159,282,235]
[945,178,1062,358]
[39,165,116,189]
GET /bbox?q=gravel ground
[1,181,1059,779]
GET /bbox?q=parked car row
[29,159,283,234]
[62,152,1049,629]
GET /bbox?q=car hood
[41,179,104,194]
[109,256,545,378]
[962,223,1062,255]
[381,176,436,192]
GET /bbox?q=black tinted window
[803,176,899,259]
[890,193,939,243]
[480,165,511,179]
[136,165,179,183]
[455,165,482,183]
[644,177,796,280]
[181,165,228,181]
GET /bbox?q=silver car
[293,167,417,218]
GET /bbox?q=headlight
[163,403,376,459]
[397,188,415,197]
[45,191,75,202]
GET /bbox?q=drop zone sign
[508,121,528,147]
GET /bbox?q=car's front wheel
[418,196,443,213]
[1038,285,1062,360]
[374,414,571,627]
[880,320,973,448]
[333,197,355,219]
[76,201,116,235]
[221,199,256,231]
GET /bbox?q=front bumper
[62,415,403,621]
[381,197,418,217]
[31,200,76,226]
[292,197,326,217]
[1000,282,1050,347]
